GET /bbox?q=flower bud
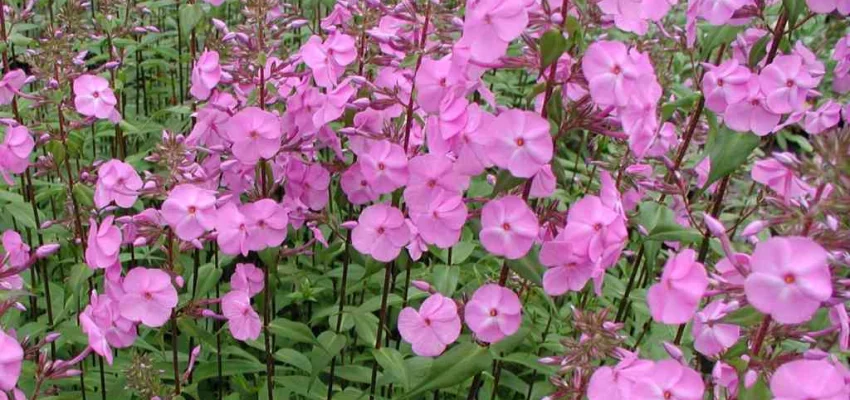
[411,280,431,292]
[703,213,726,237]
[36,244,60,258]
[740,220,768,238]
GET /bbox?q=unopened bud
[740,220,768,238]
[411,280,431,292]
[36,244,60,258]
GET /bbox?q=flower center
[785,79,794,88]
[377,226,386,234]
[515,138,525,147]
[188,206,197,215]
[143,292,153,300]
[716,78,724,87]
[427,179,437,188]
[249,130,259,139]
[611,65,622,75]
[423,318,431,326]
[377,162,386,171]
[360,180,368,187]
[593,223,603,231]
[751,99,760,106]
[502,223,511,231]
[92,92,100,98]
[663,391,672,399]
[784,274,796,284]
[489,309,498,317]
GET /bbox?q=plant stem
[369,261,394,400]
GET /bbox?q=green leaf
[539,30,568,69]
[275,348,312,373]
[191,263,221,298]
[335,365,375,384]
[432,264,459,297]
[177,317,217,348]
[505,249,544,286]
[700,26,743,60]
[723,306,765,327]
[492,170,525,196]
[738,375,771,400]
[373,348,410,388]
[269,318,316,345]
[403,343,493,398]
[703,127,760,188]
[193,359,266,381]
[73,183,95,209]
[449,241,475,265]
[47,140,66,165]
[351,312,378,347]
[645,224,703,244]
[5,200,37,229]
[748,35,770,68]
[178,3,204,35]
[69,263,94,295]
[783,0,804,28]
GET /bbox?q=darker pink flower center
[427,179,437,188]
[249,130,259,139]
[377,162,386,171]
[784,274,795,284]
[716,78,724,87]
[92,92,100,98]
[785,79,794,88]
[502,223,511,231]
[593,223,603,231]
[423,318,431,326]
[489,309,498,317]
[611,65,622,75]
[377,226,385,234]
[515,138,525,147]
[663,391,672,399]
[143,292,153,300]
[188,206,197,214]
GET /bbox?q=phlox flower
[352,203,411,262]
[647,249,708,324]
[222,290,262,341]
[770,359,849,400]
[85,216,122,270]
[486,109,553,178]
[539,237,594,296]
[587,350,654,400]
[1,231,29,269]
[464,284,522,344]
[231,263,264,297]
[0,329,22,391]
[73,74,119,121]
[189,50,222,100]
[119,267,179,328]
[225,107,282,164]
[95,159,143,209]
[403,154,469,211]
[758,54,818,115]
[0,125,34,183]
[300,32,357,88]
[692,300,740,357]
[0,70,26,105]
[751,156,813,202]
[702,59,752,113]
[81,290,138,365]
[161,184,217,241]
[242,199,288,251]
[479,196,538,260]
[461,0,528,63]
[358,140,409,195]
[398,293,461,357]
[409,192,467,249]
[632,360,705,400]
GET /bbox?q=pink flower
[0,126,34,180]
[744,236,831,324]
[770,359,849,399]
[215,202,251,256]
[486,110,553,178]
[723,77,781,136]
[803,100,841,134]
[225,107,282,163]
[806,0,850,14]
[751,156,813,201]
[161,184,217,241]
[85,216,122,270]
[403,154,469,211]
[300,33,356,88]
[702,59,752,113]
[632,360,705,400]
[95,159,143,208]
[352,203,411,262]
[242,199,288,252]
[81,290,137,365]
[697,0,752,25]
[562,195,627,267]
[358,140,409,195]
[539,237,595,295]
[587,350,654,400]
[73,74,119,120]
[630,121,678,159]
[529,165,556,199]
[231,263,264,297]
[829,304,850,350]
[692,300,740,357]
[0,70,26,105]
[712,362,738,398]
[0,329,22,391]
[340,163,379,205]
[119,267,179,328]
[284,159,330,211]
[222,290,261,341]
[409,192,468,249]
[647,249,708,324]
[461,0,528,62]
[416,56,464,114]
[1,230,29,268]
[189,50,222,100]
[758,55,818,114]
[479,196,539,260]
[582,41,655,108]
[398,293,461,356]
[464,284,522,343]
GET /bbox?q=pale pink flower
[352,203,411,262]
[231,263,264,297]
[225,107,282,164]
[340,164,379,205]
[539,238,594,296]
[692,300,740,357]
[461,0,528,62]
[358,140,409,195]
[697,0,752,25]
[702,59,752,113]
[724,77,781,136]
[529,165,556,199]
[85,216,122,270]
[0,70,26,105]
[647,249,708,324]
[95,159,143,208]
[161,184,217,241]
[751,156,813,201]
[0,126,34,181]
[119,267,179,328]
[81,290,137,365]
[712,362,739,398]
[464,284,522,343]
[300,32,357,88]
[1,231,29,268]
[770,359,849,399]
[189,50,222,100]
[582,41,658,108]
[242,199,288,252]
[562,195,628,267]
[806,0,850,14]
[416,56,464,114]
[744,236,831,324]
[73,74,118,120]
[587,350,654,400]
[632,360,705,400]
[284,159,330,211]
[398,293,461,357]
[0,329,22,391]
[486,109,553,178]
[222,290,261,341]
[759,55,818,114]
[802,100,841,134]
[479,196,539,260]
[409,192,467,249]
[403,154,469,211]
[215,202,251,256]
[829,304,850,351]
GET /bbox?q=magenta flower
[702,59,752,113]
[161,184,217,241]
[81,290,137,365]
[479,196,539,260]
[0,329,22,391]
[632,360,705,400]
[770,359,849,399]
[242,199,288,252]
[189,50,222,100]
[409,192,468,249]
[751,156,813,201]
[73,74,119,120]
[539,237,594,296]
[759,55,818,114]
[562,195,627,267]
[692,300,740,357]
[1,230,29,268]
[461,0,528,62]
[398,293,461,357]
[0,125,34,181]
[85,216,122,270]
[352,203,411,262]
[587,350,654,400]
[403,154,469,211]
[95,159,143,209]
[486,109,553,178]
[744,236,831,324]
[0,69,26,105]
[358,140,409,195]
[225,107,282,163]
[231,263,264,297]
[464,284,522,344]
[119,267,179,328]
[647,250,708,324]
[300,32,356,88]
[222,290,261,341]
[723,77,781,136]
[216,202,251,256]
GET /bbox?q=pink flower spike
[352,203,411,262]
[398,293,461,356]
[647,249,708,324]
[73,74,118,120]
[479,196,539,260]
[119,267,178,328]
[486,109,553,178]
[464,284,522,343]
[85,216,122,270]
[744,236,831,324]
[222,290,261,341]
